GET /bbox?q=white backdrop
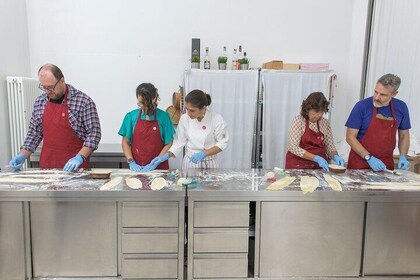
[24,0,369,146]
[366,0,420,152]
[184,69,259,168]
[261,70,335,168]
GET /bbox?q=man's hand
[9,153,27,171]
[190,151,206,164]
[63,154,84,172]
[367,156,386,171]
[397,155,411,170]
[313,155,329,171]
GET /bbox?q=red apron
[131,110,169,169]
[348,100,397,170]
[285,120,327,169]
[40,87,89,169]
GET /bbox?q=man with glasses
[346,73,411,171]
[8,64,101,171]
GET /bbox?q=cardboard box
[262,60,283,70]
[282,63,300,70]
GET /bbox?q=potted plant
[238,57,249,70]
[191,57,200,69]
[218,56,228,70]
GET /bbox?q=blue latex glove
[313,155,329,171]
[141,162,159,172]
[63,154,84,172]
[397,155,411,170]
[9,153,27,171]
[129,161,143,172]
[150,153,170,165]
[367,155,386,171]
[190,151,206,164]
[333,154,345,166]
[142,153,170,172]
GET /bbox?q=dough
[300,176,319,194]
[177,177,192,186]
[267,176,296,190]
[0,177,55,184]
[90,169,112,174]
[265,171,275,179]
[328,164,345,170]
[100,176,122,190]
[323,174,342,191]
[360,184,420,190]
[125,178,143,189]
[150,177,167,190]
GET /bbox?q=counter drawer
[193,253,248,278]
[122,254,178,279]
[193,228,249,253]
[122,228,178,253]
[194,202,249,227]
[122,202,178,227]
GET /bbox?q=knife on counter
[384,169,401,176]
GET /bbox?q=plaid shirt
[22,84,101,152]
[287,115,337,159]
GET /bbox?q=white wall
[25,0,369,146]
[0,0,31,166]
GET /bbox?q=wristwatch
[127,158,134,164]
[364,154,372,161]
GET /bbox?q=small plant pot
[218,63,227,70]
[191,62,200,69]
[240,64,249,70]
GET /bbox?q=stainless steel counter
[1,168,420,280]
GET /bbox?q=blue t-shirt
[345,97,411,140]
[118,108,175,144]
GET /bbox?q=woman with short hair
[285,91,344,170]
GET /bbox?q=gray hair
[377,73,401,92]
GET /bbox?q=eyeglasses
[39,79,60,92]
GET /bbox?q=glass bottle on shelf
[232,48,238,70]
[204,47,211,69]
[237,45,243,70]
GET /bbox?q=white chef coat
[169,109,228,168]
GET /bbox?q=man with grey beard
[345,73,411,171]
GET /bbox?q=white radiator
[6,77,41,165]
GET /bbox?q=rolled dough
[323,174,342,191]
[267,176,296,191]
[300,176,319,194]
[125,178,143,189]
[100,176,122,190]
[150,177,167,190]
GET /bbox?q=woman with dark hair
[285,92,344,170]
[152,89,229,169]
[118,83,175,171]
